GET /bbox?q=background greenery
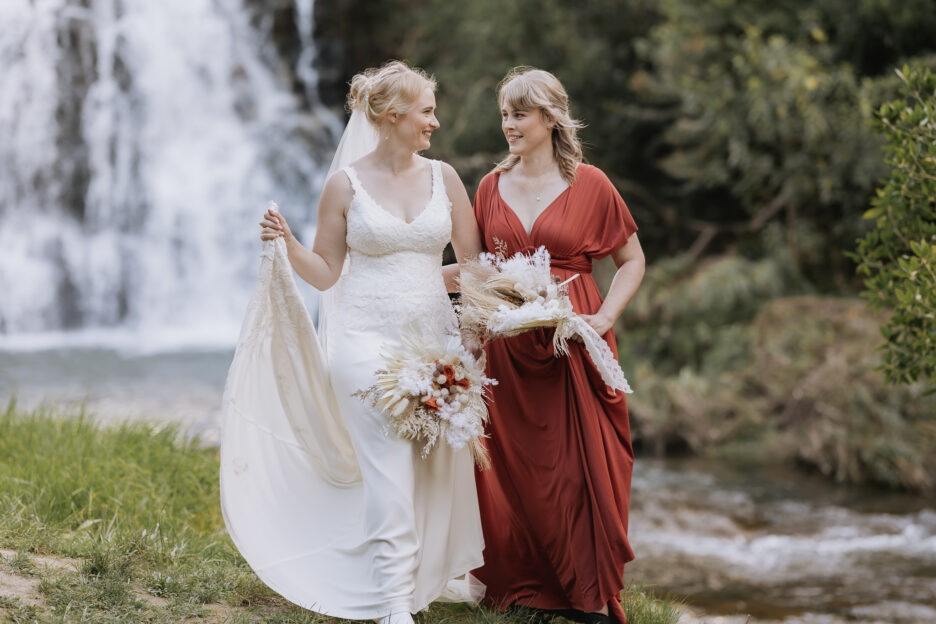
[853,66,936,386]
[309,0,936,493]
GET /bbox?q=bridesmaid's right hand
[259,207,293,242]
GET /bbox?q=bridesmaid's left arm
[580,234,645,336]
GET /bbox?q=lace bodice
[344,160,451,256]
[329,159,455,334]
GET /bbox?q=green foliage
[0,401,276,621]
[620,227,808,376]
[8,549,38,576]
[0,403,223,545]
[620,586,682,624]
[620,284,936,491]
[0,594,38,623]
[653,23,880,211]
[398,0,663,185]
[820,0,936,75]
[618,237,806,454]
[748,297,936,490]
[854,65,936,386]
[644,0,895,274]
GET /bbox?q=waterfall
[0,0,339,351]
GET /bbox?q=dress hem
[223,490,485,624]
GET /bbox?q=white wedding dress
[220,158,485,620]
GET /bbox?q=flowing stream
[629,459,936,624]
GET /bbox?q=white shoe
[377,613,414,624]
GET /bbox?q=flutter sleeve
[472,172,500,250]
[584,165,638,259]
[473,173,497,229]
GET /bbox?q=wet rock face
[312,0,357,110]
[241,0,305,103]
[54,1,96,223]
[239,0,374,114]
[237,0,406,115]
[313,0,402,111]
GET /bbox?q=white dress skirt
[220,159,485,620]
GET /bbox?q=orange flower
[441,365,456,387]
[424,397,440,412]
[454,378,470,390]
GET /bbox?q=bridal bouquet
[354,329,497,468]
[458,245,633,394]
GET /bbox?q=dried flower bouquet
[458,246,632,394]
[354,328,497,467]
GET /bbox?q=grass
[0,400,680,623]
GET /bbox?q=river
[629,458,936,623]
[2,347,934,624]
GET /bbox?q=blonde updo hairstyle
[493,67,584,185]
[347,60,437,128]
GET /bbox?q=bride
[220,61,485,623]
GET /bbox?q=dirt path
[0,548,77,608]
[0,548,243,622]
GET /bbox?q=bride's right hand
[259,207,293,242]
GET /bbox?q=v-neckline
[495,172,571,238]
[348,163,436,225]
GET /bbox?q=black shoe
[550,608,611,624]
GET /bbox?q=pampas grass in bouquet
[458,245,633,394]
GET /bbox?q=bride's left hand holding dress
[257,176,349,292]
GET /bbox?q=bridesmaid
[471,68,645,624]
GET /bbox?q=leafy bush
[618,228,808,376]
[618,239,805,455]
[621,289,936,492]
[749,297,936,490]
[853,65,936,385]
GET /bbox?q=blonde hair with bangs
[347,60,436,128]
[493,67,584,185]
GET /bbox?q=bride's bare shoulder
[321,168,353,204]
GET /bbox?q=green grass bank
[0,402,678,624]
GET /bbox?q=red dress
[472,164,637,624]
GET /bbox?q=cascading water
[0,0,340,351]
